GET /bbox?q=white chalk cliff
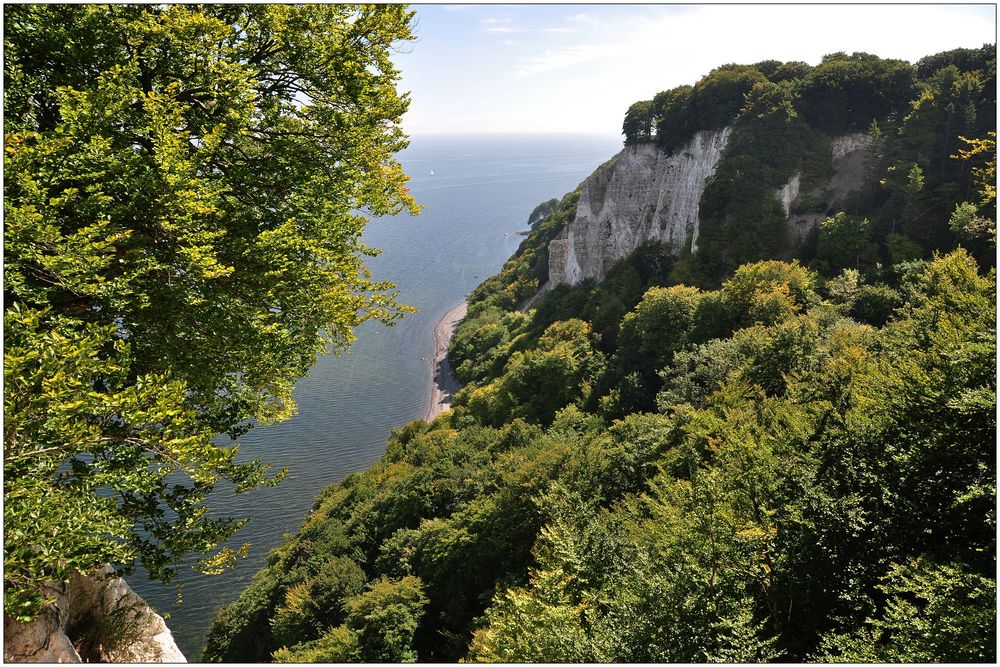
[545,129,872,288]
[549,127,731,286]
[4,566,186,663]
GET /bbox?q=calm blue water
[127,133,622,658]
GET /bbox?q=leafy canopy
[4,3,418,619]
[204,44,996,663]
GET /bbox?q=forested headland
[204,47,997,662]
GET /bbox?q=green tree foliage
[655,65,767,153]
[448,307,530,385]
[526,241,675,350]
[658,309,845,410]
[209,249,994,663]
[269,556,366,649]
[949,201,996,244]
[796,53,916,133]
[693,78,831,276]
[606,467,782,663]
[624,49,995,276]
[816,212,876,271]
[460,319,606,426]
[468,542,595,661]
[916,43,997,79]
[769,61,814,83]
[617,285,703,374]
[885,232,925,264]
[622,99,654,145]
[846,284,904,327]
[874,63,995,254]
[719,259,819,327]
[865,251,995,566]
[650,85,693,148]
[953,132,997,211]
[949,132,998,254]
[272,626,361,663]
[527,197,560,228]
[4,3,418,619]
[210,46,996,664]
[343,576,428,662]
[816,559,996,663]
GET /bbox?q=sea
[127,133,623,658]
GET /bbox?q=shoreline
[425,300,468,421]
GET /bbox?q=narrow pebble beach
[426,300,468,421]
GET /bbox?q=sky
[393,3,997,136]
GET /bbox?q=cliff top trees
[4,3,418,619]
[622,100,654,145]
[631,53,921,153]
[651,66,767,153]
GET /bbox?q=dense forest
[205,48,997,662]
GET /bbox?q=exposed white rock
[831,132,872,161]
[826,133,873,203]
[776,132,873,242]
[537,128,875,297]
[775,172,801,217]
[548,127,731,286]
[3,595,81,664]
[4,566,186,663]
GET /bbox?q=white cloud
[515,6,997,83]
[567,13,599,25]
[402,4,996,135]
[516,42,631,76]
[482,16,522,33]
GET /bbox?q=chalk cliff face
[546,129,872,288]
[4,566,186,663]
[549,127,732,286]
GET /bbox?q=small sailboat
[430,169,435,176]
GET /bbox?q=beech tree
[622,100,653,145]
[4,3,418,619]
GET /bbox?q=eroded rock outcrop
[776,132,873,242]
[4,566,186,663]
[545,129,873,289]
[548,127,732,286]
